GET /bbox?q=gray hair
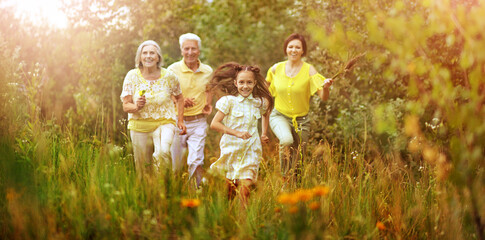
[179,33,201,49]
[135,40,163,69]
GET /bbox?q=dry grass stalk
[331,52,366,79]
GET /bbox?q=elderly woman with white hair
[121,40,187,176]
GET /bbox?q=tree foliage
[1,0,484,238]
[308,1,484,238]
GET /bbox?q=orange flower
[181,199,201,208]
[294,189,314,202]
[312,186,330,197]
[376,221,386,230]
[288,206,299,214]
[274,207,282,213]
[308,201,320,211]
[277,193,298,205]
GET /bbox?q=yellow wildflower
[139,90,146,96]
[181,199,201,208]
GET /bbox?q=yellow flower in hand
[139,90,146,96]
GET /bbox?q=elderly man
[169,33,213,188]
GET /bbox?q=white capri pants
[269,109,310,176]
[130,123,176,173]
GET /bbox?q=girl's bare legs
[226,178,237,201]
[226,179,253,209]
[237,179,253,208]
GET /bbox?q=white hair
[179,33,202,49]
[135,40,163,69]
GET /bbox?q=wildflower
[288,206,299,214]
[376,221,386,230]
[274,207,281,213]
[312,186,330,197]
[277,193,298,205]
[181,199,201,208]
[294,189,314,202]
[308,201,320,211]
[139,90,146,96]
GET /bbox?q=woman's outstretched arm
[173,93,187,135]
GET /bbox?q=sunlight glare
[5,0,68,28]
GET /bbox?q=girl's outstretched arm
[261,110,270,144]
[210,110,251,140]
[202,90,213,115]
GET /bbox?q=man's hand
[178,122,187,135]
[184,98,195,108]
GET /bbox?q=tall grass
[0,69,475,239]
[1,114,472,239]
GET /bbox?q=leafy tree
[193,0,306,70]
[308,0,484,238]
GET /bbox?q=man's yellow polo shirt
[168,60,213,116]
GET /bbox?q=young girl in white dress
[209,62,274,207]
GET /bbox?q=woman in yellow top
[266,33,333,181]
[121,40,187,177]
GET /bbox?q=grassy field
[0,113,474,240]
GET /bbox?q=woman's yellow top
[128,118,174,132]
[266,61,326,118]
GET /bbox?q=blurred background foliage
[0,0,484,239]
